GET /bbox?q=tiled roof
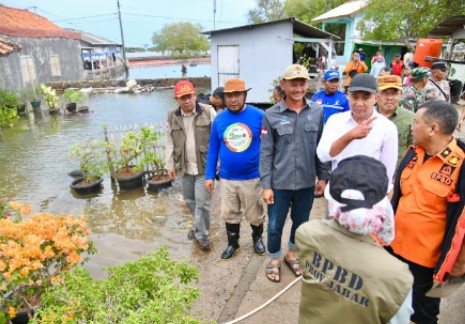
[0,4,80,39]
[0,36,21,55]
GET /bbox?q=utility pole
[117,0,128,78]
[213,0,216,30]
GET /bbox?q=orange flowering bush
[0,198,32,222]
[0,207,95,323]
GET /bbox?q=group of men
[164,61,465,323]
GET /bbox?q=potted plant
[62,89,86,113]
[19,86,42,110]
[109,130,146,190]
[0,201,95,323]
[140,126,172,191]
[32,247,203,323]
[0,89,21,122]
[68,139,109,194]
[40,84,59,114]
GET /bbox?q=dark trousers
[387,248,440,324]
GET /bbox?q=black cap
[212,87,224,97]
[348,73,378,93]
[329,155,388,212]
[431,61,447,71]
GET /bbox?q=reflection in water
[0,89,220,275]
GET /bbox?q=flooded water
[128,63,211,79]
[0,88,220,277]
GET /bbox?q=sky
[2,0,258,48]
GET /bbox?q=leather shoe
[253,237,266,255]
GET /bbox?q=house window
[20,56,36,84]
[50,55,62,77]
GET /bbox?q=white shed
[204,17,338,104]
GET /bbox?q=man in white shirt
[317,73,398,187]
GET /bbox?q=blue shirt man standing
[311,70,350,124]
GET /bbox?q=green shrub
[33,247,207,323]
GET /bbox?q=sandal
[266,261,281,283]
[284,257,301,277]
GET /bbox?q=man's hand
[314,180,327,197]
[168,168,176,179]
[262,188,274,205]
[205,180,215,194]
[349,116,377,139]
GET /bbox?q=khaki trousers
[219,178,265,226]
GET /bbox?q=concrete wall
[0,36,83,91]
[210,22,294,103]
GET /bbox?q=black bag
[349,70,358,78]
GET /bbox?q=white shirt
[317,110,398,185]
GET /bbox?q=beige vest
[167,103,212,176]
[296,219,413,324]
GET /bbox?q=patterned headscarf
[325,186,394,245]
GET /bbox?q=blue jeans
[267,187,314,258]
[181,174,211,240]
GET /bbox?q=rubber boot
[251,224,266,255]
[221,223,240,259]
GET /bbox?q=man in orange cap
[205,79,266,259]
[165,80,217,250]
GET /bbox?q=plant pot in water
[116,169,144,190]
[146,169,172,191]
[17,103,27,114]
[78,106,89,113]
[66,103,77,113]
[70,177,103,194]
[30,100,41,110]
[48,108,60,115]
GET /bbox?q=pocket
[277,125,294,136]
[304,122,319,132]
[173,148,182,169]
[199,145,208,166]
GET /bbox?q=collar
[415,138,464,164]
[279,98,310,113]
[348,109,377,124]
[175,102,203,117]
[323,218,379,246]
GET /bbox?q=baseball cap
[223,79,251,93]
[327,155,388,212]
[431,61,447,71]
[377,75,402,91]
[410,67,430,80]
[212,87,224,98]
[282,64,310,80]
[323,70,340,81]
[174,80,196,98]
[348,73,378,93]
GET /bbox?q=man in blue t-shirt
[311,70,350,124]
[205,79,266,259]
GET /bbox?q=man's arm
[328,116,378,158]
[450,240,465,277]
[165,118,176,179]
[379,122,399,191]
[259,115,274,189]
[205,120,220,181]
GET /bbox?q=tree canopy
[247,0,287,24]
[358,0,465,49]
[151,22,209,58]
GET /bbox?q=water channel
[0,86,220,277]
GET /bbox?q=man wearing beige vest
[165,80,216,250]
[296,155,413,323]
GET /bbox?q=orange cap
[174,80,196,98]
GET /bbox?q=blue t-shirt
[205,105,264,180]
[311,90,350,124]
